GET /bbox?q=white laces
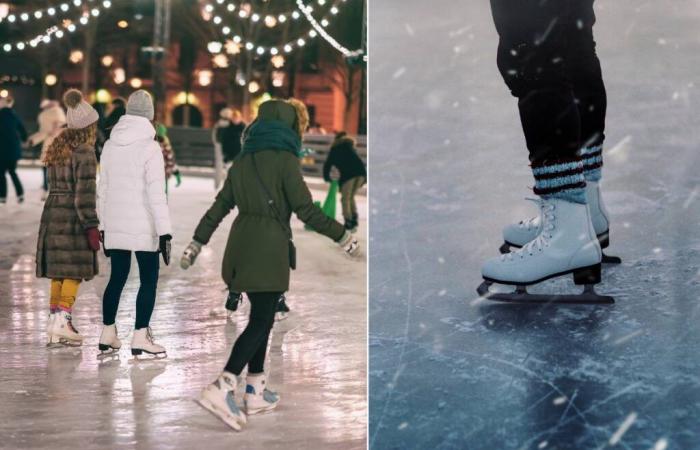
[503,200,556,260]
[518,197,543,230]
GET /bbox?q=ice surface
[369,0,700,448]
[0,169,366,449]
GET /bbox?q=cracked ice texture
[368,0,700,448]
[0,170,367,449]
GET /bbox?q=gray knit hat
[126,90,154,120]
[63,89,99,129]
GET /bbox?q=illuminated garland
[1,1,113,52]
[296,0,364,59]
[0,0,107,24]
[208,0,345,56]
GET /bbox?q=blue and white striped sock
[532,158,586,204]
[580,144,603,182]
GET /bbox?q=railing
[22,127,367,179]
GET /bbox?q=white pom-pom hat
[63,89,99,129]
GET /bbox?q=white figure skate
[479,198,614,304]
[131,327,166,359]
[197,372,248,431]
[52,311,84,346]
[243,373,280,415]
[500,182,621,264]
[46,312,62,347]
[97,324,122,358]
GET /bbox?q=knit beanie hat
[126,90,154,120]
[63,89,99,129]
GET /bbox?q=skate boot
[244,373,280,415]
[197,371,248,431]
[275,294,290,321]
[500,185,621,264]
[98,324,122,357]
[225,291,242,320]
[46,312,61,347]
[479,198,614,304]
[131,327,166,359]
[52,310,83,346]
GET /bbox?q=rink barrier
[20,127,367,179]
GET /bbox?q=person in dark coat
[102,97,126,140]
[0,95,28,203]
[180,99,360,431]
[221,109,246,163]
[36,89,101,347]
[323,132,367,232]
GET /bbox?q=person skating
[0,95,28,204]
[97,90,173,358]
[323,131,367,232]
[478,0,616,303]
[180,99,360,430]
[219,108,246,163]
[36,89,101,346]
[29,99,67,201]
[155,123,181,194]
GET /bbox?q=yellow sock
[50,279,62,312]
[58,279,81,313]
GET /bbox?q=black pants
[490,0,606,163]
[224,292,281,376]
[0,159,24,200]
[42,167,48,192]
[102,250,159,329]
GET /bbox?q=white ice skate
[46,312,61,347]
[244,373,280,415]
[197,372,248,431]
[479,198,614,304]
[97,324,122,358]
[52,311,84,346]
[500,182,621,264]
[131,327,166,359]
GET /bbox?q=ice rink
[369,0,700,449]
[0,168,367,449]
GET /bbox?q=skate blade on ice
[97,345,121,359]
[196,398,245,431]
[500,242,622,266]
[130,349,167,362]
[477,282,614,304]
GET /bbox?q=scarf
[240,119,301,157]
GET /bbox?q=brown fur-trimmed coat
[36,143,99,280]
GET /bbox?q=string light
[295,0,364,59]
[0,0,110,24]
[207,0,349,59]
[1,1,119,52]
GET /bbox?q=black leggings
[102,250,159,329]
[490,0,606,163]
[0,159,24,199]
[224,292,280,376]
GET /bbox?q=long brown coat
[36,144,99,280]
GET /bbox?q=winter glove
[336,231,360,258]
[174,170,182,187]
[180,240,203,269]
[159,234,172,265]
[86,227,100,252]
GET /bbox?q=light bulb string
[1,0,116,52]
[0,0,104,24]
[296,0,363,58]
[209,0,345,57]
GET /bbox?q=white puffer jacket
[97,115,172,251]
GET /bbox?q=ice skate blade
[477,282,614,304]
[275,312,288,322]
[245,403,278,415]
[97,347,120,359]
[196,398,244,431]
[602,252,622,265]
[57,338,82,347]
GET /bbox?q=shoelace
[518,197,543,230]
[66,314,79,334]
[146,327,156,344]
[503,201,556,260]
